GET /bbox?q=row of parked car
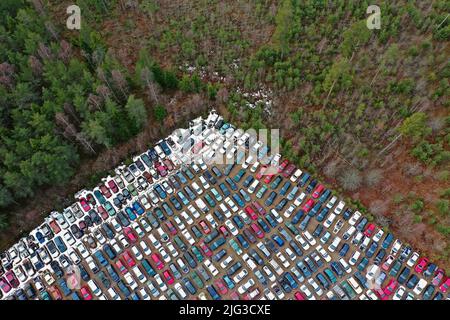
[1,111,447,300]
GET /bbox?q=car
[414,257,429,274]
[439,277,450,293]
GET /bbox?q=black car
[70,224,83,239]
[50,261,64,278]
[248,249,264,265]
[102,223,115,240]
[79,264,91,282]
[24,283,36,299]
[406,274,419,289]
[88,210,101,225]
[117,211,130,227]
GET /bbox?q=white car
[256,242,271,258]
[393,286,406,300]
[328,236,341,252]
[158,247,171,263]
[124,272,138,290]
[93,230,107,245]
[302,231,316,245]
[191,182,203,195]
[233,269,248,283]
[180,211,194,225]
[173,216,185,230]
[307,278,323,296]
[283,205,296,218]
[165,241,178,257]
[107,287,121,300]
[262,266,276,282]
[339,258,352,273]
[220,256,233,269]
[326,196,337,209]
[238,278,255,294]
[118,234,130,248]
[174,283,188,299]
[131,266,147,283]
[370,229,383,243]
[348,211,362,226]
[63,231,76,246]
[323,213,337,228]
[366,265,380,282]
[139,288,151,300]
[300,284,315,300]
[154,274,168,291]
[139,240,151,256]
[68,250,81,265]
[110,239,122,255]
[390,239,402,256]
[242,254,257,270]
[225,197,239,213]
[316,245,331,262]
[204,259,219,276]
[76,243,90,259]
[181,229,195,245]
[87,279,102,296]
[295,235,310,251]
[269,259,283,276]
[293,193,306,206]
[406,252,419,267]
[366,289,379,300]
[198,176,210,189]
[139,195,151,210]
[248,180,260,194]
[349,251,361,265]
[270,209,283,223]
[225,220,239,236]
[276,252,290,268]
[250,161,259,173]
[334,201,345,214]
[290,169,302,182]
[413,278,427,295]
[139,217,153,233]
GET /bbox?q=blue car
[207,285,221,300]
[292,210,305,225]
[232,193,245,207]
[94,250,109,267]
[154,184,167,199]
[299,173,310,187]
[236,234,250,249]
[103,244,117,260]
[125,207,137,221]
[132,201,145,215]
[106,265,121,282]
[159,140,172,155]
[243,175,254,188]
[225,177,238,191]
[272,234,285,247]
[318,189,331,203]
[257,218,271,233]
[176,171,188,184]
[265,191,277,206]
[280,181,291,196]
[219,183,230,197]
[54,236,67,253]
[233,216,244,229]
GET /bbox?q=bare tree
[28,56,43,76]
[338,168,362,191]
[37,43,52,60]
[365,169,383,187]
[140,67,159,104]
[111,69,128,98]
[58,40,72,64]
[324,160,339,179]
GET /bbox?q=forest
[0,0,449,268]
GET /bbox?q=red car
[115,258,128,274]
[5,271,19,288]
[219,226,229,237]
[294,291,305,300]
[250,223,264,239]
[414,257,429,274]
[432,269,445,286]
[123,227,138,243]
[199,220,211,234]
[364,223,376,237]
[215,279,228,295]
[155,162,168,177]
[163,158,174,171]
[282,164,296,178]
[143,171,153,184]
[263,172,275,184]
[49,286,63,300]
[48,219,61,234]
[439,277,450,293]
[245,206,258,220]
[150,253,164,270]
[79,198,91,212]
[252,201,266,215]
[375,288,388,300]
[0,277,12,294]
[80,286,92,300]
[256,165,268,180]
[97,205,109,220]
[163,270,174,285]
[383,279,397,298]
[99,184,112,198]
[229,291,240,300]
[165,221,177,235]
[301,199,314,213]
[312,184,325,199]
[277,159,289,173]
[122,250,136,268]
[198,241,213,257]
[107,180,119,193]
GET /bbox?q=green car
[104,201,116,216]
[256,185,268,199]
[229,238,243,255]
[190,272,204,289]
[127,183,138,197]
[270,176,283,189]
[389,260,402,277]
[357,257,369,271]
[41,291,52,300]
[191,246,204,262]
[204,193,216,207]
[210,188,223,202]
[324,268,337,284]
[285,222,299,236]
[341,281,356,299]
[233,169,246,182]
